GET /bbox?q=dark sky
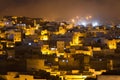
[0,0,120,23]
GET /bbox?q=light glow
[92,22,99,27]
[71,19,75,23]
[81,22,87,26]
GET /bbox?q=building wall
[57,41,65,53]
[41,45,50,55]
[14,31,22,42]
[19,75,34,80]
[98,75,120,80]
[107,39,117,49]
[26,59,45,71]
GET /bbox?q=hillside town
[0,16,120,80]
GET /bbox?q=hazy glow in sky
[0,0,120,23]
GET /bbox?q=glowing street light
[72,19,75,23]
[76,16,79,19]
[86,17,89,20]
[86,16,92,20]
[92,22,99,27]
[81,22,87,26]
[89,16,92,19]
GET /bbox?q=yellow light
[12,16,17,19]
[72,19,75,23]
[86,17,89,20]
[89,16,92,18]
[41,30,48,35]
[40,35,48,41]
[76,16,79,19]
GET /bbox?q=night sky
[0,0,120,23]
